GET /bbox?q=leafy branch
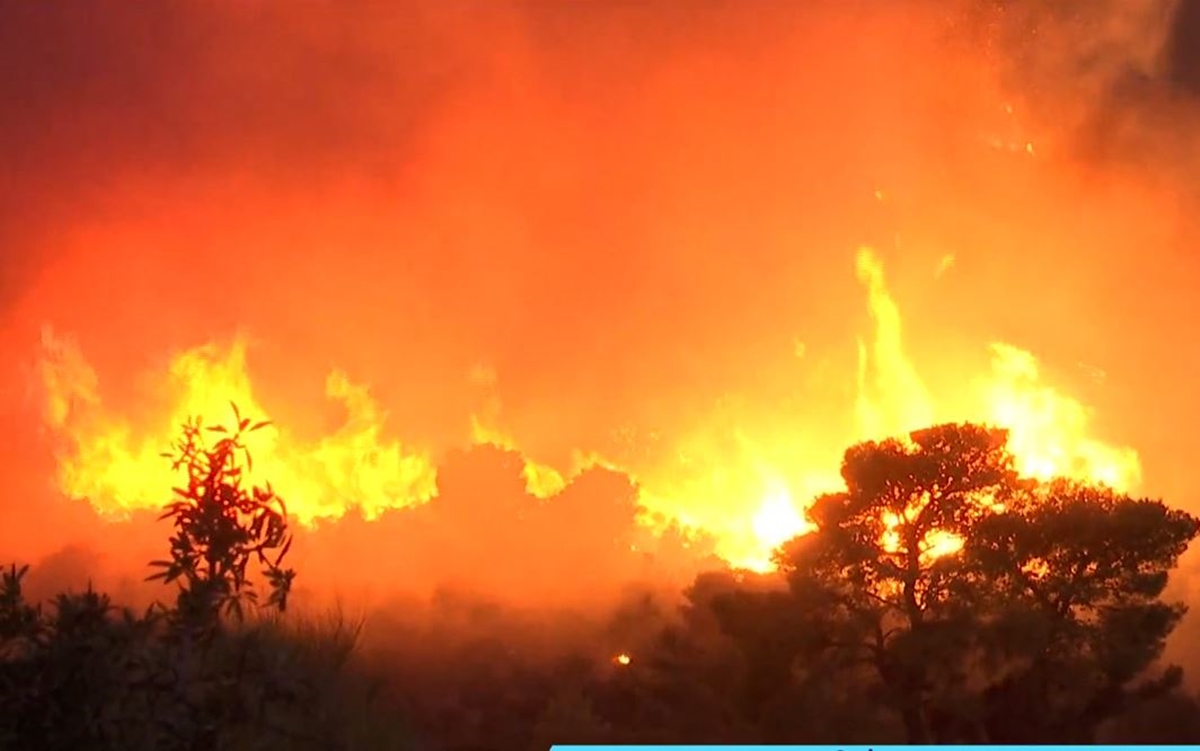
[148,403,296,636]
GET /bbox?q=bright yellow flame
[632,410,841,572]
[851,250,1140,495]
[614,652,632,666]
[855,247,934,439]
[880,509,964,561]
[36,246,1142,574]
[744,481,813,572]
[469,414,568,498]
[845,250,1140,566]
[980,343,1140,492]
[39,327,438,524]
[751,482,808,553]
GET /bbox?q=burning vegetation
[5,0,1200,748]
[4,409,1198,748]
[33,246,1143,577]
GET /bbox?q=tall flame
[849,247,1139,497]
[38,331,438,524]
[855,247,934,438]
[982,342,1140,490]
[34,247,1141,574]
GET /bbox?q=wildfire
[879,509,966,561]
[684,247,1139,572]
[853,249,1142,486]
[38,333,439,524]
[982,343,1140,490]
[750,481,814,567]
[613,652,632,666]
[469,414,568,498]
[35,247,1141,575]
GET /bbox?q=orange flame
[35,247,1140,574]
[38,331,438,524]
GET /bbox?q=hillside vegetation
[5,411,1200,749]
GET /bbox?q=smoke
[5,0,1200,676]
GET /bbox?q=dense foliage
[3,416,1200,750]
[0,407,410,751]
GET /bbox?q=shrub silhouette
[5,414,1200,749]
[0,406,412,751]
[148,403,295,636]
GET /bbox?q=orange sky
[2,1,1200,616]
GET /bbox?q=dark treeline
[4,417,1200,750]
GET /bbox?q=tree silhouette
[148,403,295,636]
[707,423,1200,743]
[774,423,1018,742]
[6,411,1200,748]
[966,480,1200,741]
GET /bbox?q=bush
[0,406,414,751]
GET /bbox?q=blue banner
[551,747,1197,751]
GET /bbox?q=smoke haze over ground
[4,0,1200,681]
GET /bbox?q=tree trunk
[878,650,932,744]
[900,701,932,744]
